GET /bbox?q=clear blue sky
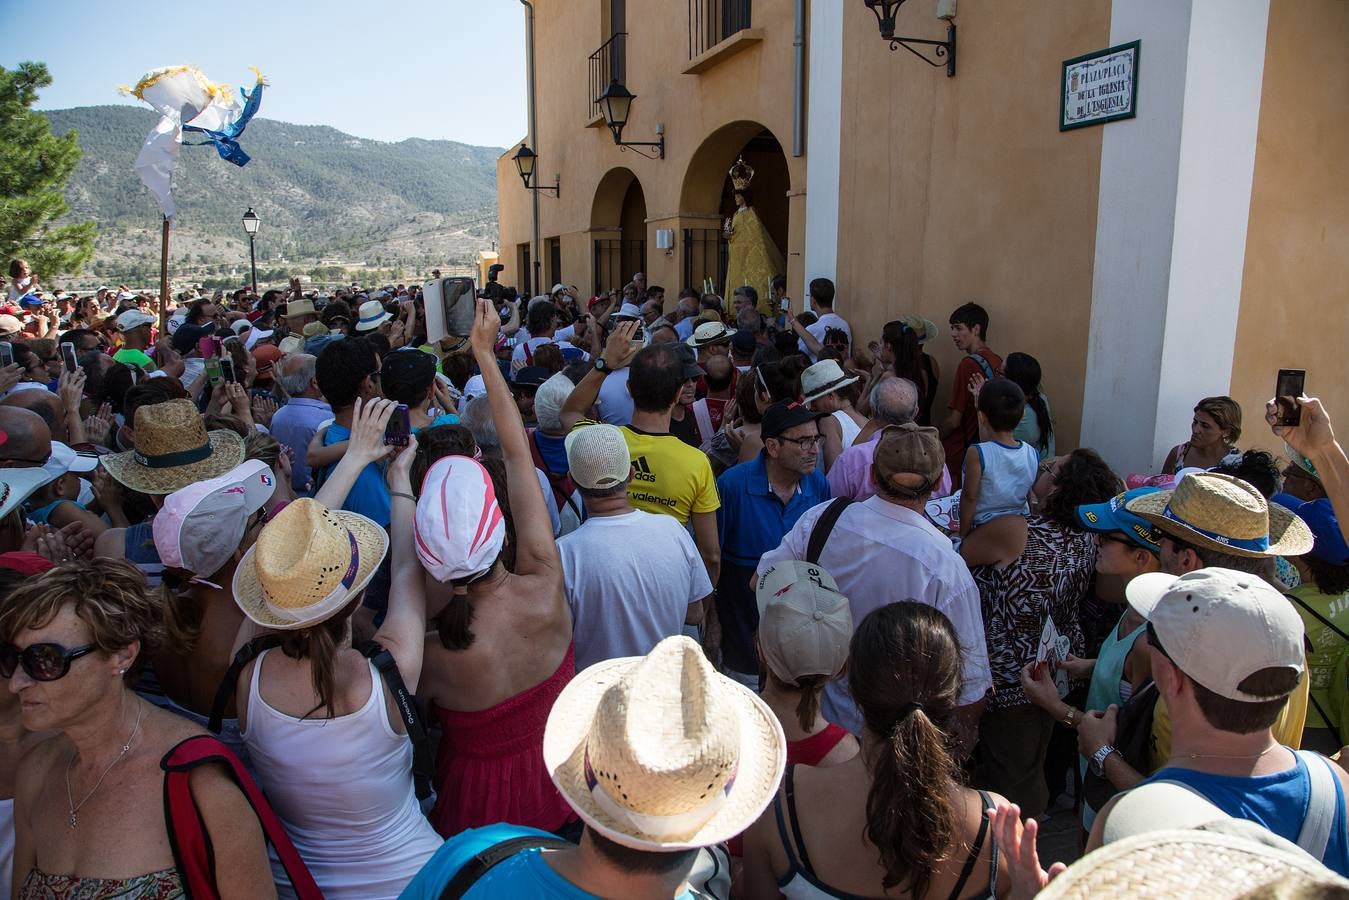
[1,0,528,149]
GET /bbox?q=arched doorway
[590,167,648,295]
[679,122,791,300]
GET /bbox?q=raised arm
[313,398,395,510]
[372,434,426,690]
[560,319,640,432]
[468,298,556,575]
[1269,395,1349,549]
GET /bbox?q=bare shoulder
[15,731,66,799]
[94,526,126,559]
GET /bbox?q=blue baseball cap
[17,293,42,308]
[1297,498,1349,566]
[1077,487,1163,554]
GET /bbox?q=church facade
[495,0,1348,475]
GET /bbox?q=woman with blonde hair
[4,559,274,898]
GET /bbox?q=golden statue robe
[724,205,785,317]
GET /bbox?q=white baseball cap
[230,319,253,335]
[564,424,631,490]
[414,456,505,582]
[115,309,157,332]
[1126,568,1305,702]
[755,561,852,684]
[43,441,99,481]
[153,459,275,580]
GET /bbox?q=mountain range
[42,106,503,287]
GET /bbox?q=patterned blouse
[972,516,1097,709]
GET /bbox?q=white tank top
[831,410,862,451]
[242,650,442,900]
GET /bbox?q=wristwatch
[594,357,612,374]
[1090,744,1119,776]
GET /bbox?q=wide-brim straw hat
[687,321,736,347]
[1125,471,1313,558]
[232,498,389,630]
[1038,824,1349,899]
[100,399,245,495]
[898,313,939,344]
[543,635,785,852]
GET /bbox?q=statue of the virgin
[722,156,785,318]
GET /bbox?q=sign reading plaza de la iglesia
[1060,40,1140,131]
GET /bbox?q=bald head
[870,376,919,426]
[0,406,53,466]
[1,390,65,443]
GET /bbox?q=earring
[118,668,127,675]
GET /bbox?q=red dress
[429,645,577,837]
[728,722,852,855]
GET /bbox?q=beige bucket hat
[232,498,389,630]
[99,399,245,495]
[1125,471,1313,558]
[543,635,785,851]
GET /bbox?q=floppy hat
[277,335,304,355]
[1125,472,1313,558]
[756,561,852,684]
[543,634,786,851]
[100,399,246,495]
[1296,497,1349,566]
[232,498,388,630]
[154,459,275,581]
[897,314,939,344]
[0,468,54,519]
[1076,487,1163,554]
[686,321,736,348]
[415,455,505,583]
[116,309,157,332]
[355,299,393,332]
[566,424,631,490]
[42,441,99,482]
[1126,567,1305,702]
[760,400,818,440]
[301,320,329,338]
[613,303,643,320]
[1038,825,1349,899]
[800,359,860,403]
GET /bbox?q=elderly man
[827,377,953,501]
[269,353,330,493]
[759,422,992,747]
[673,288,700,341]
[1,370,87,446]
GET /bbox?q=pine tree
[0,62,97,278]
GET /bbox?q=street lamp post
[242,207,260,294]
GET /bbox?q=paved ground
[1037,798,1084,867]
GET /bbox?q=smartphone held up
[384,403,412,447]
[1274,368,1306,427]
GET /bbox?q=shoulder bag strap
[359,640,435,801]
[1287,592,1349,645]
[439,835,573,899]
[805,497,853,565]
[969,351,995,381]
[208,634,285,735]
[1295,750,1340,860]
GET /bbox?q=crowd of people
[3,258,1349,898]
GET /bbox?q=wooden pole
[159,216,170,333]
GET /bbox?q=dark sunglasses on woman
[0,641,98,681]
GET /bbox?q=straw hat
[897,314,939,344]
[100,399,245,495]
[1125,471,1313,558]
[232,498,389,630]
[543,635,785,852]
[285,298,317,319]
[687,321,736,348]
[1038,825,1349,899]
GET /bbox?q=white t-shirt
[558,509,713,671]
[510,335,589,372]
[801,311,853,360]
[759,494,992,733]
[596,367,634,426]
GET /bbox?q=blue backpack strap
[968,351,995,381]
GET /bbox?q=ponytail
[437,590,477,650]
[1028,392,1053,453]
[158,568,203,648]
[864,706,958,893]
[793,674,829,733]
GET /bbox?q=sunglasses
[1,641,98,681]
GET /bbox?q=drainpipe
[792,0,805,156]
[520,0,542,294]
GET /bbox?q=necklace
[65,699,143,829]
[1185,744,1279,761]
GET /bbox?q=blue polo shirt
[715,453,830,568]
[321,423,391,527]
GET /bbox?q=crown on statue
[729,156,755,191]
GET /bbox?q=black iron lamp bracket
[886,22,956,77]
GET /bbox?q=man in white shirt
[800,277,852,360]
[557,423,711,670]
[759,422,990,751]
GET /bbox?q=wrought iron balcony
[689,0,752,59]
[588,32,627,122]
